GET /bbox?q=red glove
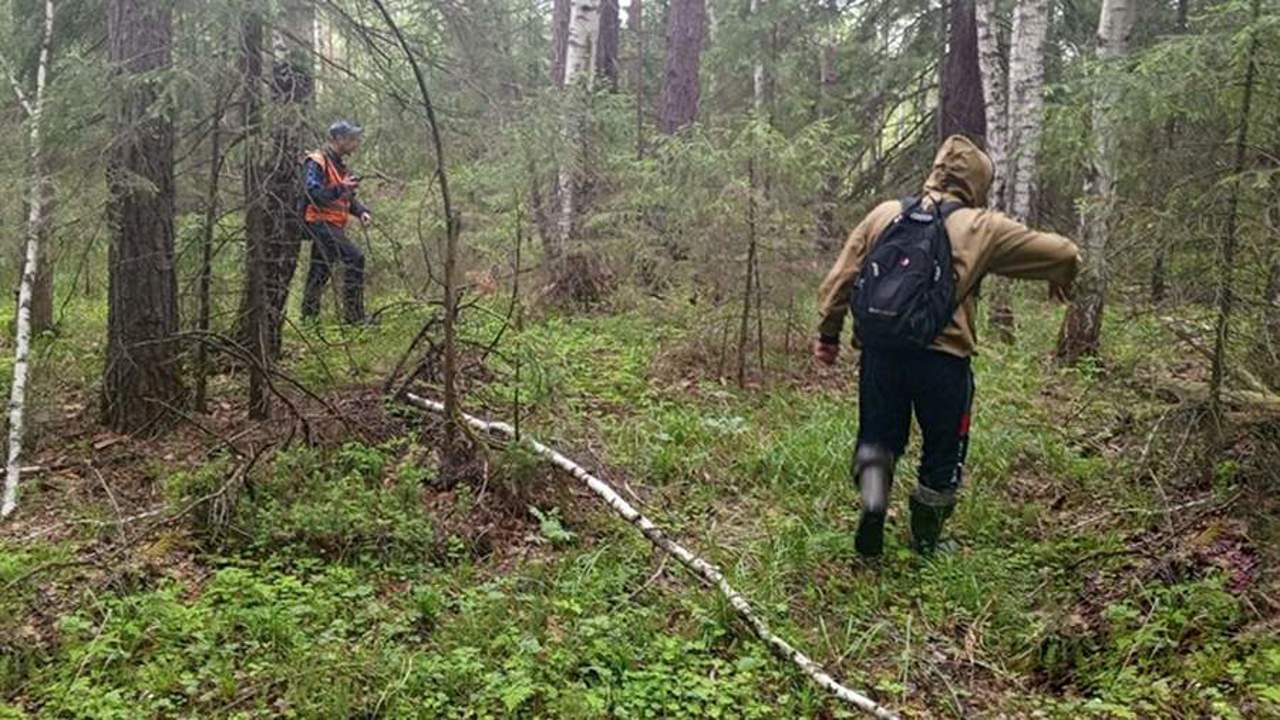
[813,337,839,366]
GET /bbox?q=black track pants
[856,347,974,493]
[301,222,365,323]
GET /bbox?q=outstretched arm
[980,211,1081,298]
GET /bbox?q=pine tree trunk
[235,0,314,359]
[597,0,620,89]
[632,0,645,159]
[814,0,839,252]
[241,10,270,420]
[194,92,225,415]
[551,0,571,88]
[658,0,706,134]
[102,0,184,435]
[939,0,986,141]
[1149,0,1187,304]
[1208,0,1260,419]
[1056,0,1137,364]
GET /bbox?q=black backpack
[851,196,963,350]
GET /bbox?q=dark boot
[854,444,894,558]
[909,485,956,556]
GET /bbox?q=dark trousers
[857,348,974,493]
[301,221,365,322]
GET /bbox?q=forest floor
[2,292,1280,719]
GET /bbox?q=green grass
[3,291,1278,719]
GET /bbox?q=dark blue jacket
[303,149,368,221]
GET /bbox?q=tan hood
[922,134,994,207]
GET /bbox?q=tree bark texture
[1208,0,1260,418]
[1057,0,1138,363]
[974,0,1007,207]
[597,0,620,88]
[551,0,571,87]
[102,0,184,434]
[631,0,645,158]
[241,11,270,420]
[658,0,706,134]
[2,0,54,519]
[815,0,840,252]
[236,0,314,360]
[553,0,600,273]
[939,0,986,141]
[1006,0,1049,223]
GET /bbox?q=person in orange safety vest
[301,120,373,324]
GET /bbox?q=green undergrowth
[3,293,1279,718]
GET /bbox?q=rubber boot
[909,485,956,556]
[853,445,894,558]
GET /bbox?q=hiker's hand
[359,212,372,227]
[1049,281,1073,303]
[813,338,839,366]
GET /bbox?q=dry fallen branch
[402,392,899,720]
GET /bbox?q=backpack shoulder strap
[937,200,965,218]
[898,195,920,215]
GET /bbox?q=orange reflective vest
[302,150,352,227]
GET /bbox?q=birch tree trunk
[1056,0,1137,363]
[103,0,184,434]
[975,0,1015,339]
[2,0,54,519]
[402,392,900,720]
[1208,0,1260,421]
[657,0,706,134]
[552,0,600,280]
[975,0,1006,207]
[1005,0,1049,223]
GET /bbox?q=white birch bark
[1057,0,1137,360]
[2,0,55,519]
[974,0,1007,209]
[1005,0,1049,222]
[403,392,901,720]
[554,0,601,262]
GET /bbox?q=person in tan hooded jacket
[814,134,1080,557]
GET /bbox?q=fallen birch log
[402,392,900,720]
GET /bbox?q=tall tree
[597,0,620,88]
[815,0,840,252]
[658,0,706,134]
[975,0,1016,339]
[552,0,600,279]
[1208,0,1261,420]
[975,0,1007,207]
[1149,0,1188,303]
[241,8,270,419]
[2,0,55,519]
[551,0,571,87]
[631,0,645,158]
[939,0,986,140]
[1005,0,1049,222]
[1056,0,1138,363]
[236,0,315,360]
[102,0,184,434]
